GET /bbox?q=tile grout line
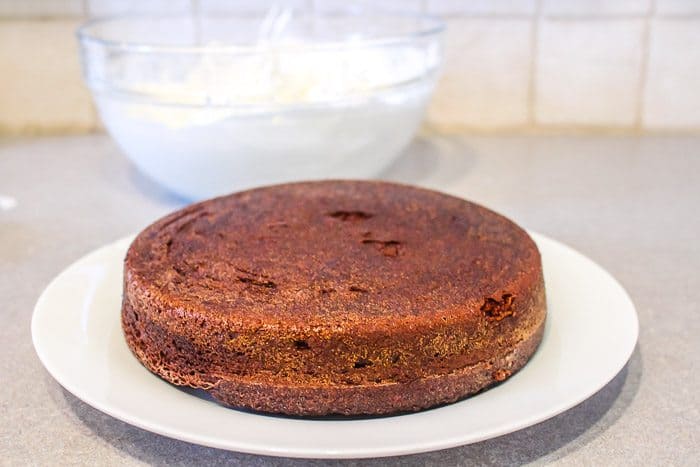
[527,0,543,129]
[634,0,655,131]
[81,0,96,131]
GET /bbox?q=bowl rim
[76,11,445,54]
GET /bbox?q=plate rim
[31,231,638,459]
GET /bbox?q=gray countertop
[1,134,698,466]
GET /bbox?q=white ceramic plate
[32,232,637,459]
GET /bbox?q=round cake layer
[122,180,546,416]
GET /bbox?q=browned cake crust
[122,180,546,416]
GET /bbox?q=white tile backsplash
[0,20,94,133]
[428,18,532,130]
[0,0,83,17]
[3,0,700,134]
[656,0,700,15]
[643,19,700,129]
[541,0,651,16]
[426,0,536,16]
[535,19,644,126]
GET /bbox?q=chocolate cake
[122,181,546,416]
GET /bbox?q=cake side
[122,296,545,416]
[122,272,545,389]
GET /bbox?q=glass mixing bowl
[78,11,444,200]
